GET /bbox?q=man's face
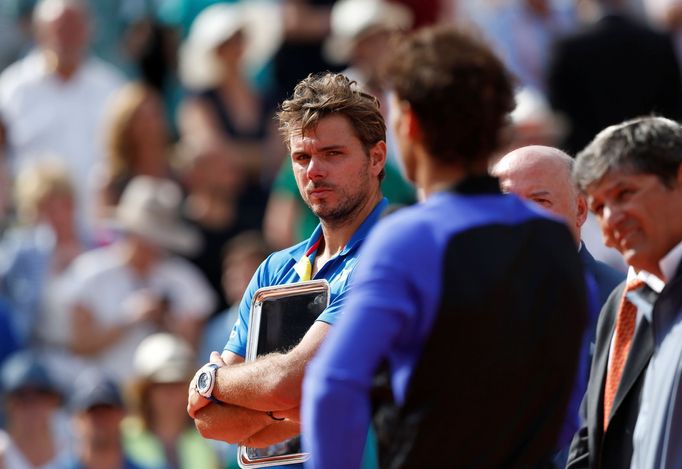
[289,114,383,226]
[38,5,90,62]
[495,151,584,242]
[586,168,682,277]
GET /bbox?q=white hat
[115,176,200,255]
[179,1,283,90]
[133,333,195,383]
[324,0,413,65]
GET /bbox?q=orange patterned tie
[603,278,645,430]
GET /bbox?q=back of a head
[277,72,386,153]
[574,116,682,191]
[384,25,515,167]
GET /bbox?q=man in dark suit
[493,145,624,450]
[493,145,624,308]
[547,0,682,155]
[568,116,682,468]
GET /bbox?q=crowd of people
[1,0,681,468]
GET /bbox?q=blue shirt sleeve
[302,215,440,469]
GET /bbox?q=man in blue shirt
[187,73,388,448]
[302,26,589,468]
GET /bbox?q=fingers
[210,351,226,365]
[187,387,210,418]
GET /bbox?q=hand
[123,289,167,327]
[187,352,226,419]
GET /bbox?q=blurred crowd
[0,0,679,467]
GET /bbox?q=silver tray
[238,280,330,468]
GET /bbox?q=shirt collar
[659,240,682,284]
[625,241,682,294]
[628,267,665,295]
[289,198,389,261]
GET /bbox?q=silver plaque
[238,280,330,468]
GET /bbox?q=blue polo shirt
[224,198,389,358]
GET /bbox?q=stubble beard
[306,175,372,228]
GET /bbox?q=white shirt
[69,245,216,384]
[0,50,125,238]
[631,241,682,469]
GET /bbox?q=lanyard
[293,236,322,281]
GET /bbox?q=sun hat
[115,176,200,255]
[178,1,283,90]
[324,0,413,65]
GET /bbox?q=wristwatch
[195,363,220,401]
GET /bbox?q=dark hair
[384,26,515,167]
[277,72,386,154]
[574,116,682,191]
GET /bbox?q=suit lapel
[587,284,624,450]
[609,264,682,423]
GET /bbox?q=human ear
[369,141,387,176]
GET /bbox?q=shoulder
[69,246,122,284]
[586,256,625,289]
[81,57,126,90]
[0,53,42,96]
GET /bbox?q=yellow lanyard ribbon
[294,237,322,281]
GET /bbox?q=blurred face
[586,167,682,278]
[38,190,75,230]
[129,94,169,157]
[147,382,188,419]
[74,405,125,445]
[223,253,262,304]
[290,114,384,226]
[389,93,417,183]
[37,4,90,63]
[215,30,245,69]
[494,149,585,242]
[6,389,60,429]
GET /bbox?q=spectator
[68,176,215,385]
[178,2,283,187]
[198,231,271,364]
[0,161,87,354]
[0,351,72,468]
[67,371,148,469]
[176,141,264,316]
[547,0,682,154]
[0,0,126,241]
[94,82,175,227]
[123,333,220,469]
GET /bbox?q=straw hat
[324,0,413,64]
[179,1,283,90]
[115,176,200,255]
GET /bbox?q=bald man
[493,145,623,308]
[493,145,624,457]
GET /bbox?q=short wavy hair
[574,116,682,191]
[384,26,515,167]
[277,72,386,154]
